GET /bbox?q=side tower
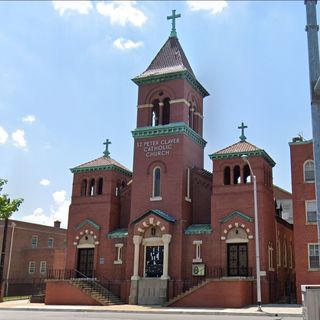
[66,141,132,280]
[127,11,209,305]
[209,125,277,303]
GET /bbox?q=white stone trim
[194,112,204,119]
[77,243,95,248]
[170,99,190,107]
[137,104,153,109]
[226,238,249,244]
[114,243,124,264]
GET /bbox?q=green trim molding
[107,228,128,239]
[209,149,276,167]
[76,219,101,231]
[71,164,132,177]
[132,70,209,98]
[132,122,207,149]
[131,209,176,224]
[219,211,254,224]
[184,224,212,235]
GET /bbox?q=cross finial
[238,122,248,142]
[167,9,181,38]
[103,139,111,157]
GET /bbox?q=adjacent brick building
[290,137,320,303]
[0,219,66,296]
[45,18,295,307]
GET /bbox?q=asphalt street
[0,311,302,320]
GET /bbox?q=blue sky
[0,1,313,227]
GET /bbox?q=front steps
[70,279,123,305]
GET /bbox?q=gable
[219,211,254,224]
[131,209,176,225]
[76,219,101,231]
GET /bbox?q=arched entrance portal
[226,228,249,277]
[77,234,95,278]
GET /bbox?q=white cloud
[96,1,147,27]
[40,179,50,186]
[0,126,8,144]
[12,129,27,150]
[187,1,228,15]
[22,115,36,123]
[52,1,93,16]
[22,190,70,228]
[113,38,143,50]
[22,208,54,226]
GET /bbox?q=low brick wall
[170,279,254,308]
[45,281,101,305]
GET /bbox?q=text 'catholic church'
[45,11,295,307]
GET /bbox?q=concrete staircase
[70,279,123,305]
[165,279,212,306]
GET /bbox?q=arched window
[304,160,315,182]
[97,178,103,195]
[193,106,198,133]
[80,179,87,196]
[153,167,161,198]
[162,98,170,125]
[233,165,241,184]
[223,167,231,185]
[188,106,193,128]
[151,100,160,127]
[243,164,251,183]
[89,178,95,196]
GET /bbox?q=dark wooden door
[227,243,248,276]
[145,246,164,278]
[77,248,94,278]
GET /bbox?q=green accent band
[132,122,207,149]
[209,149,276,167]
[132,70,209,98]
[219,211,254,224]
[70,164,132,177]
[184,224,212,235]
[107,228,128,239]
[76,219,101,231]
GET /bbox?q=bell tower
[130,10,209,224]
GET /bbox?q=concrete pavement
[0,299,303,317]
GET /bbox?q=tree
[0,179,23,301]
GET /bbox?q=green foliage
[0,179,23,220]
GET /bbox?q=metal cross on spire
[167,9,181,38]
[238,122,248,142]
[103,139,111,157]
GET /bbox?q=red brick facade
[47,32,295,307]
[290,138,319,303]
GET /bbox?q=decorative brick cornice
[132,70,209,98]
[132,122,207,148]
[71,164,132,177]
[209,150,276,167]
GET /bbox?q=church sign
[136,138,180,158]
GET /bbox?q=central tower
[127,11,209,305]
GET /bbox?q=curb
[0,307,303,317]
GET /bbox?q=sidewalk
[0,300,303,317]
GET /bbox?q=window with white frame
[31,235,38,248]
[185,168,191,202]
[277,240,281,267]
[193,240,202,263]
[306,200,317,224]
[151,167,161,200]
[308,243,320,269]
[28,261,36,274]
[304,160,315,183]
[268,244,274,271]
[114,243,123,264]
[40,261,47,274]
[48,238,54,248]
[283,241,287,268]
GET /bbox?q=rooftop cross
[167,9,181,38]
[238,122,248,142]
[103,139,112,157]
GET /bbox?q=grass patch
[3,296,30,302]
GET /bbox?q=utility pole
[305,0,320,252]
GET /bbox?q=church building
[45,11,294,307]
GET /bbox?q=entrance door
[227,243,248,276]
[77,248,94,278]
[145,246,164,278]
